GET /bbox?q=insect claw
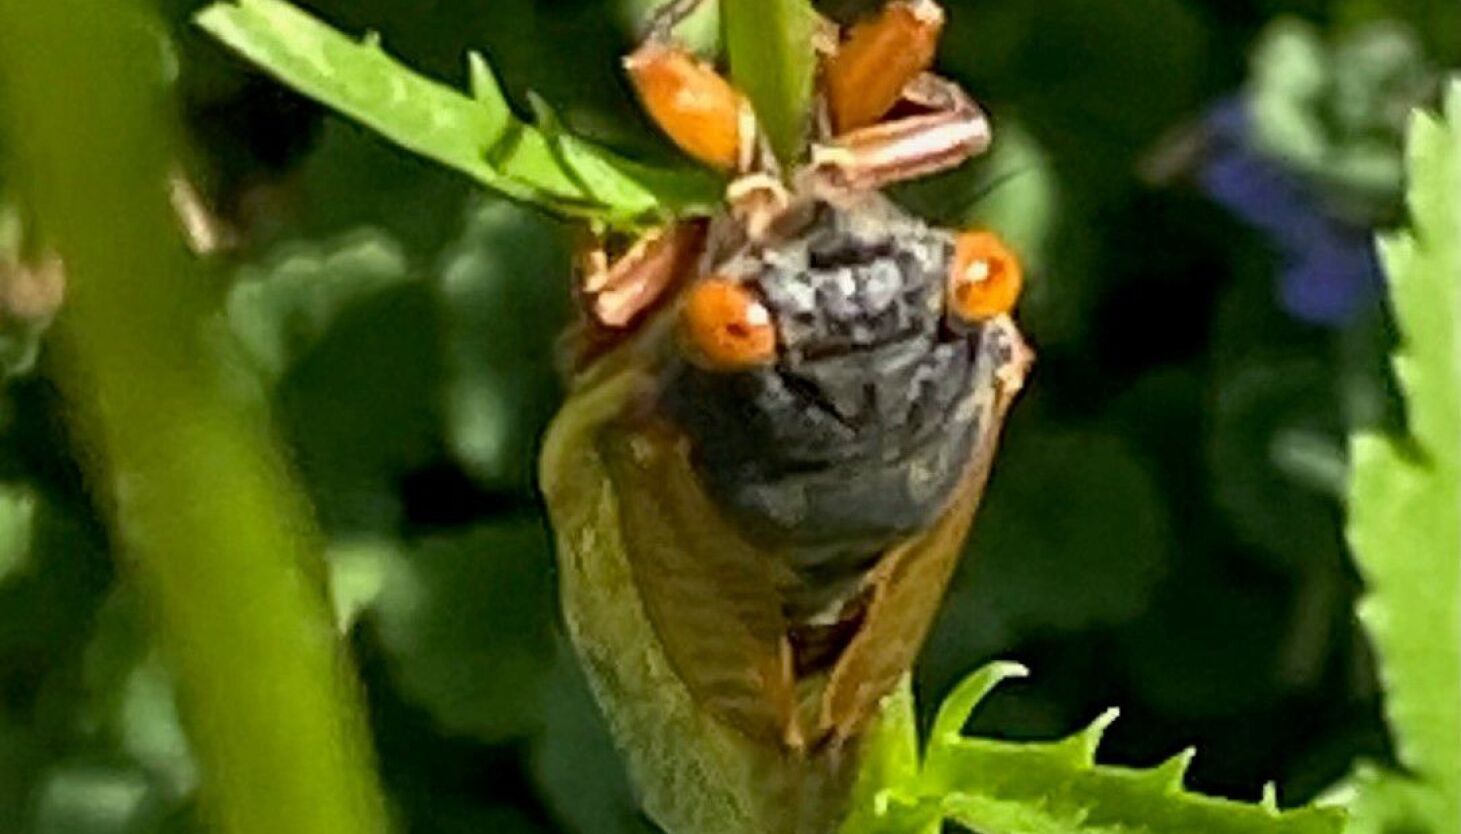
[727,173,793,240]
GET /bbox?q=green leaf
[0,483,34,583]
[228,229,413,384]
[1346,80,1461,829]
[32,764,162,834]
[227,229,435,534]
[195,0,719,225]
[1321,765,1437,834]
[438,199,570,492]
[81,590,197,801]
[371,521,555,743]
[722,0,817,165]
[529,650,659,834]
[842,664,1347,834]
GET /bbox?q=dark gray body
[660,195,997,619]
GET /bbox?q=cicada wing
[818,317,1031,741]
[599,421,801,746]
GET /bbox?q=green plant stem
[0,3,391,834]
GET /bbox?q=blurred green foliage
[0,0,1455,832]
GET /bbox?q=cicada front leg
[563,221,706,371]
[624,25,756,173]
[822,0,946,134]
[579,222,705,329]
[808,72,991,193]
[808,0,990,193]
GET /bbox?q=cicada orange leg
[810,0,991,192]
[823,0,945,134]
[625,41,751,172]
[578,221,706,330]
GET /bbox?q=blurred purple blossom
[1197,97,1382,326]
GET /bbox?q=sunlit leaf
[1321,765,1435,834]
[195,0,720,225]
[1345,79,1461,830]
[842,664,1347,834]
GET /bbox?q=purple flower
[1196,98,1383,326]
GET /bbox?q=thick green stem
[0,3,391,834]
[722,0,818,166]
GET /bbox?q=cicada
[540,3,1031,832]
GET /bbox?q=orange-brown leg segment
[823,0,945,134]
[579,221,706,330]
[625,42,746,171]
[809,72,990,192]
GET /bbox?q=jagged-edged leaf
[1321,765,1438,834]
[1346,80,1461,829]
[842,664,1346,834]
[195,0,719,225]
[722,0,817,164]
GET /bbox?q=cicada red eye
[947,230,1023,323]
[680,276,778,370]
